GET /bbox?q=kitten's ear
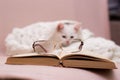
[74,23,82,32]
[57,23,64,31]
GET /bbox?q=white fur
[57,23,81,46]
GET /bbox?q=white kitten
[33,21,82,53]
[57,22,82,47]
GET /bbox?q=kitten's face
[57,23,80,46]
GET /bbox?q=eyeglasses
[32,39,84,53]
[32,40,48,53]
[70,39,84,53]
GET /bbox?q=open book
[6,50,117,69]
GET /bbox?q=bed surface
[0,54,120,80]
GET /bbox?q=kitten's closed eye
[62,35,66,38]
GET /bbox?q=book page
[10,49,112,62]
[11,52,40,57]
[11,52,59,58]
[52,41,82,59]
[59,50,112,62]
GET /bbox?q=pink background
[0,0,110,53]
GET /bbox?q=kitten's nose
[66,41,69,45]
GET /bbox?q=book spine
[58,60,64,67]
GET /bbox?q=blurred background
[0,0,119,53]
[109,0,120,45]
